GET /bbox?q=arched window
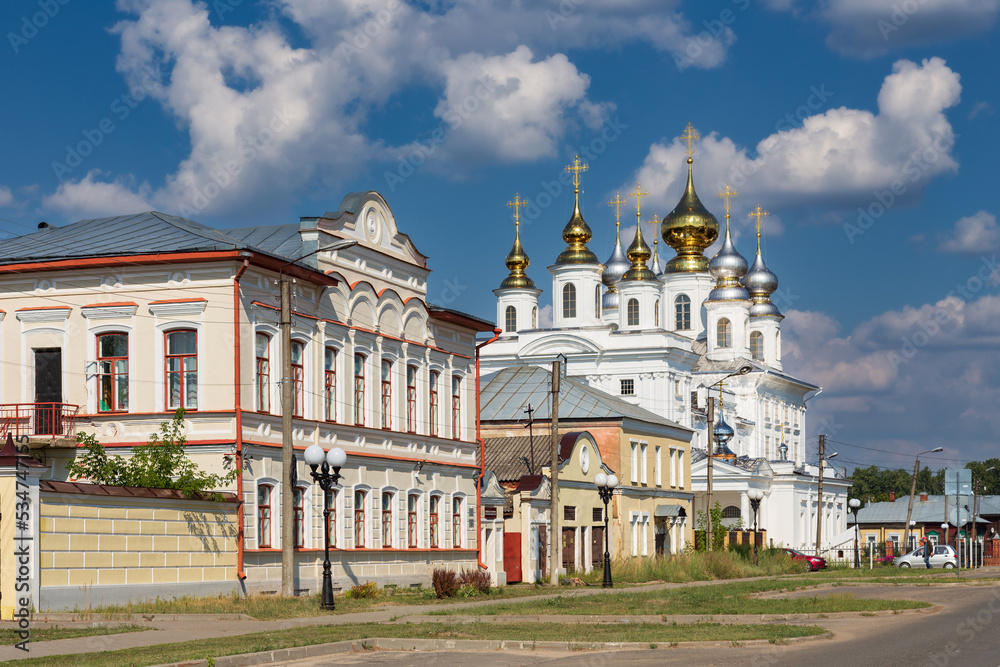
[354,354,365,426]
[324,347,336,422]
[563,283,577,319]
[776,331,781,361]
[97,332,128,412]
[408,494,420,548]
[429,370,439,436]
[325,489,338,548]
[406,365,417,433]
[750,331,763,360]
[654,299,660,328]
[293,487,305,548]
[257,484,272,548]
[382,491,394,548]
[165,330,197,410]
[255,333,270,413]
[595,285,601,317]
[717,318,732,348]
[674,295,691,331]
[380,359,392,429]
[532,306,538,328]
[429,494,441,548]
[291,341,304,417]
[451,376,462,440]
[722,505,741,519]
[627,299,639,326]
[354,489,367,548]
[452,496,463,548]
[504,305,517,332]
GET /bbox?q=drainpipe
[475,328,502,571]
[233,259,249,581]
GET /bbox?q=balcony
[0,403,80,439]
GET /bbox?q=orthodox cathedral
[480,125,851,551]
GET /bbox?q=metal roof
[483,436,543,483]
[849,496,988,526]
[480,365,690,431]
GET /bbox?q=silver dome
[602,235,630,288]
[709,284,751,301]
[650,245,662,275]
[750,301,783,318]
[709,230,748,282]
[746,251,782,318]
[602,289,620,310]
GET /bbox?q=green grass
[434,578,931,616]
[0,625,147,643]
[577,549,809,585]
[0,622,827,667]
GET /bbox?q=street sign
[945,468,972,496]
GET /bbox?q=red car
[783,548,827,571]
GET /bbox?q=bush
[432,568,460,598]
[459,568,492,594]
[728,543,752,561]
[345,581,380,599]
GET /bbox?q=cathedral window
[750,331,763,360]
[717,318,732,349]
[532,306,538,328]
[563,283,577,319]
[654,299,660,327]
[627,299,639,326]
[620,378,634,395]
[674,295,691,330]
[504,305,517,333]
[595,285,601,318]
[722,506,741,519]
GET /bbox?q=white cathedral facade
[480,140,851,552]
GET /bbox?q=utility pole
[706,396,714,551]
[550,359,560,586]
[902,458,922,553]
[280,275,294,597]
[524,403,535,475]
[815,434,825,555]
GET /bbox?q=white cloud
[538,304,553,328]
[0,186,13,207]
[627,58,961,224]
[42,170,154,218]
[941,211,1000,255]
[799,0,1000,58]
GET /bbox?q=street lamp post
[594,472,619,589]
[849,498,861,569]
[901,447,944,553]
[303,444,347,610]
[748,488,763,562]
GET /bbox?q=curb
[149,632,836,667]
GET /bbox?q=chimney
[920,492,928,502]
[889,490,895,502]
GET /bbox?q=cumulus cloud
[626,58,961,227]
[941,211,1000,255]
[537,304,553,328]
[42,170,154,218]
[0,186,13,207]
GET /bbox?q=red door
[503,533,522,583]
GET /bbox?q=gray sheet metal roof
[483,436,543,482]
[655,504,685,518]
[480,366,689,431]
[849,496,988,526]
[0,212,302,264]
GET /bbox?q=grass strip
[0,621,826,667]
[434,578,931,616]
[0,625,148,643]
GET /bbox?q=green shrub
[728,543,752,561]
[345,581,380,599]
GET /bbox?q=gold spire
[749,204,768,253]
[717,183,738,236]
[621,182,656,281]
[608,191,626,239]
[499,193,535,289]
[662,124,719,273]
[555,155,599,265]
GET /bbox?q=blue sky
[2,0,999,473]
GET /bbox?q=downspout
[233,259,249,581]
[475,327,503,571]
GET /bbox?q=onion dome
[602,193,631,291]
[620,183,657,282]
[712,414,737,457]
[650,231,663,276]
[554,156,600,265]
[778,440,789,461]
[708,189,749,301]
[745,205,782,318]
[498,202,535,289]
[662,125,719,273]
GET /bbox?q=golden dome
[621,183,657,282]
[662,157,719,273]
[555,156,600,265]
[499,194,536,289]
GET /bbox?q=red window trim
[258,485,272,549]
[324,347,337,423]
[164,329,198,411]
[96,332,128,413]
[256,333,270,414]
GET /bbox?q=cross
[507,193,525,228]
[629,182,649,220]
[564,155,589,190]
[717,184,738,219]
[681,123,700,159]
[749,204,769,236]
[607,192,626,227]
[650,213,660,247]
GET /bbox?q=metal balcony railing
[0,403,80,438]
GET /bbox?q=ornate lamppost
[303,444,347,610]
[849,498,861,568]
[594,472,619,588]
[748,488,763,561]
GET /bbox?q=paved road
[268,583,1000,667]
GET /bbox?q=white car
[893,545,957,569]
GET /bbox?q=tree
[66,409,237,499]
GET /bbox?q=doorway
[34,348,62,435]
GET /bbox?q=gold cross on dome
[629,182,649,220]
[717,184,738,219]
[749,204,769,236]
[608,192,626,227]
[681,123,700,159]
[507,193,525,228]
[564,155,589,190]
